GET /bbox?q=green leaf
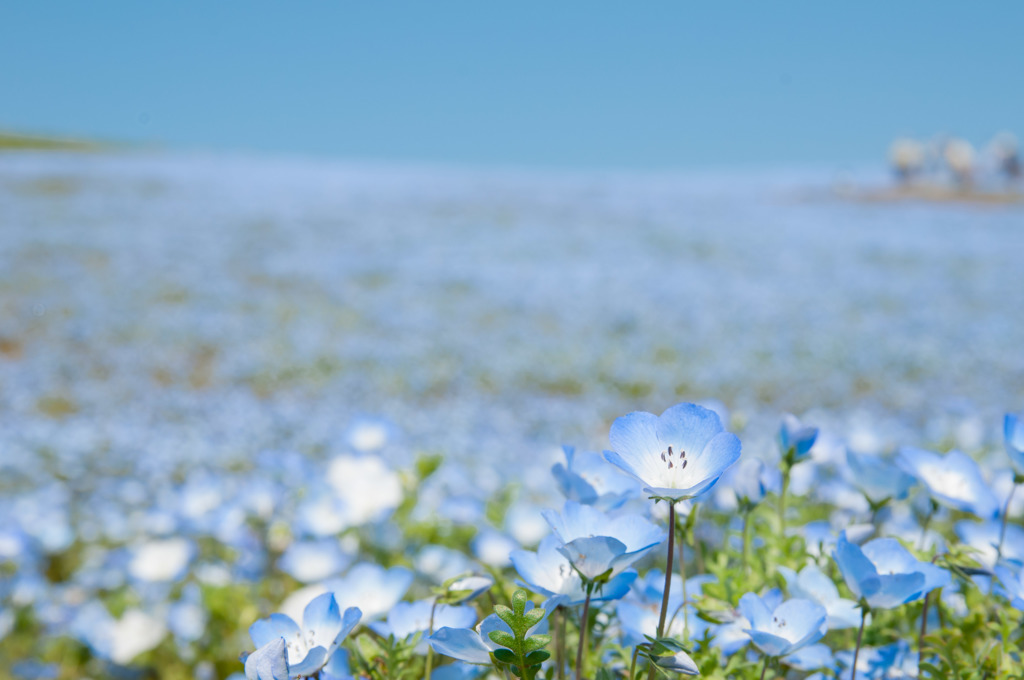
[522,607,545,627]
[524,635,551,653]
[493,648,517,664]
[525,650,550,666]
[511,589,529,617]
[489,631,517,649]
[495,605,517,629]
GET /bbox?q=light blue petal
[250,614,300,649]
[869,572,925,609]
[602,450,649,488]
[288,646,328,678]
[654,650,699,675]
[429,627,493,664]
[336,607,362,645]
[826,598,863,629]
[303,593,341,651]
[833,532,877,600]
[745,629,794,657]
[608,412,663,486]
[738,592,771,630]
[783,643,833,671]
[245,638,290,680]
[558,536,627,580]
[655,403,725,461]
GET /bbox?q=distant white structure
[988,131,1021,182]
[942,138,976,186]
[888,138,925,183]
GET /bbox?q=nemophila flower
[712,589,783,656]
[280,563,413,624]
[844,451,914,505]
[428,596,560,665]
[551,446,639,510]
[325,454,402,526]
[782,643,834,673]
[71,603,168,666]
[605,402,741,501]
[994,566,1024,609]
[471,530,518,568]
[511,535,637,605]
[955,519,1024,568]
[541,501,665,581]
[127,537,194,582]
[720,457,781,509]
[779,413,818,461]
[836,641,917,680]
[778,564,862,629]
[896,446,999,519]
[369,599,476,654]
[833,531,950,609]
[1004,413,1024,475]
[738,592,828,657]
[278,539,353,583]
[615,571,715,647]
[248,593,361,678]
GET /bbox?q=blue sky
[2,2,1022,169]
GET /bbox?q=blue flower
[1004,413,1024,475]
[994,566,1024,610]
[605,402,741,502]
[738,592,828,658]
[551,446,640,509]
[723,457,781,508]
[541,501,665,581]
[844,451,914,505]
[896,447,999,519]
[777,564,863,629]
[248,593,361,678]
[511,535,637,605]
[832,531,950,609]
[615,571,715,647]
[369,599,476,654]
[779,414,818,461]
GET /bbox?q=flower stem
[677,516,689,641]
[628,646,639,680]
[778,465,791,536]
[742,508,753,575]
[759,656,769,680]
[998,482,1019,560]
[918,590,931,670]
[851,606,868,680]
[556,606,566,680]
[425,599,439,680]
[576,585,593,680]
[648,501,676,680]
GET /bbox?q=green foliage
[488,589,553,680]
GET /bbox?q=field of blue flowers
[1,152,1023,680]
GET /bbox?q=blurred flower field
[1,151,1023,679]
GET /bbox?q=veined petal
[654,650,699,675]
[608,412,665,486]
[869,572,925,609]
[302,593,341,651]
[557,536,627,580]
[429,627,493,665]
[336,607,362,646]
[288,646,328,678]
[245,638,290,680]
[250,614,301,649]
[684,432,741,491]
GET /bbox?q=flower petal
[429,627,494,664]
[250,614,300,650]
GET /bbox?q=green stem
[556,606,566,680]
[742,508,753,575]
[778,465,791,536]
[629,646,639,680]
[998,483,1018,560]
[677,518,689,641]
[759,656,769,680]
[919,590,931,671]
[648,502,676,680]
[425,598,438,680]
[851,607,868,680]
[576,586,593,680]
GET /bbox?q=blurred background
[1,3,1023,677]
